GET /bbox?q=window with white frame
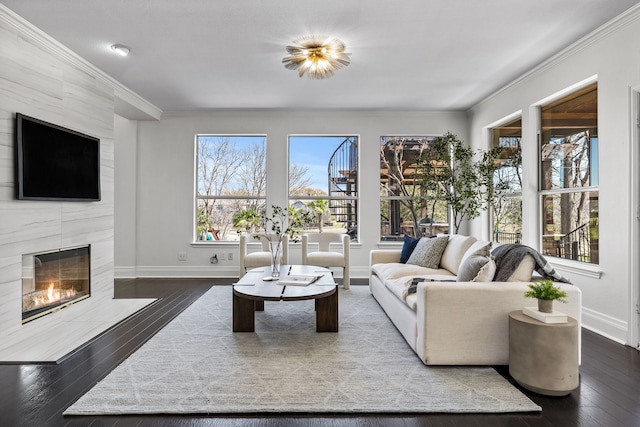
[490,117,522,244]
[379,136,449,241]
[539,82,598,263]
[195,135,266,241]
[288,136,358,240]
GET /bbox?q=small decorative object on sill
[522,307,568,324]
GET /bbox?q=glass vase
[269,240,282,279]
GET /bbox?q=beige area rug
[64,285,541,415]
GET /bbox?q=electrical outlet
[228,252,233,261]
[220,253,226,261]
[210,254,218,264]
[177,251,187,261]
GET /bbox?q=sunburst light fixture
[282,36,351,79]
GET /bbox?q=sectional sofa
[369,234,582,365]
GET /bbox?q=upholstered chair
[301,233,350,289]
[239,233,289,277]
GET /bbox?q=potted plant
[524,279,568,313]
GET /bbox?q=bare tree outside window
[379,136,448,241]
[196,135,316,241]
[196,135,266,241]
[490,117,523,244]
[540,83,599,263]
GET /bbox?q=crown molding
[470,3,640,111]
[0,4,162,121]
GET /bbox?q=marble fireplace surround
[0,242,155,363]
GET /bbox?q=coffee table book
[278,274,322,286]
[523,307,568,324]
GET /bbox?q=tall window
[490,117,522,244]
[539,83,598,263]
[379,136,448,241]
[288,136,358,240]
[195,135,266,241]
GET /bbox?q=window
[288,136,358,240]
[379,136,448,241]
[195,135,266,241]
[490,117,522,244]
[539,83,598,263]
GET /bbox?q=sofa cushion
[371,262,453,282]
[406,236,449,268]
[400,235,420,263]
[460,240,491,265]
[439,235,477,275]
[457,244,496,282]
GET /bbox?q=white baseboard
[115,265,372,280]
[581,306,629,345]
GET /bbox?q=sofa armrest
[415,281,582,365]
[370,249,402,265]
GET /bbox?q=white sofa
[369,234,582,365]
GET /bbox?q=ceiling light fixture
[110,44,130,57]
[282,36,351,79]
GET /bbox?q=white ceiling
[3,0,640,112]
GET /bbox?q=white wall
[114,114,138,274]
[467,7,640,345]
[120,110,467,279]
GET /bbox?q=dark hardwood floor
[1,278,638,427]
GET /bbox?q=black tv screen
[16,113,101,201]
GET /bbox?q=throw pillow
[457,245,496,282]
[400,235,420,263]
[406,236,449,269]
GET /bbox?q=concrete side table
[508,311,579,396]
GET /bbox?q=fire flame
[47,282,54,302]
[25,283,79,311]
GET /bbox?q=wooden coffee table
[233,265,338,332]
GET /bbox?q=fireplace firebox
[22,246,91,324]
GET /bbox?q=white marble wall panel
[0,7,153,361]
[0,255,22,331]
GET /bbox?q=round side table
[508,311,579,396]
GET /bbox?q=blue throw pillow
[400,235,420,263]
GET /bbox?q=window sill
[547,257,602,279]
[191,241,238,247]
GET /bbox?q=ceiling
[3,0,639,113]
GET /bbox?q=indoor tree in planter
[417,132,500,233]
[524,279,568,313]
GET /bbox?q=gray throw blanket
[491,244,571,284]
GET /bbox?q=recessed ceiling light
[110,44,130,57]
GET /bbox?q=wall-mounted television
[16,113,101,201]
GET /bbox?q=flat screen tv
[16,113,101,201]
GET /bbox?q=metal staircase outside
[327,137,358,237]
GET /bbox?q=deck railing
[494,231,522,244]
[556,223,591,263]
